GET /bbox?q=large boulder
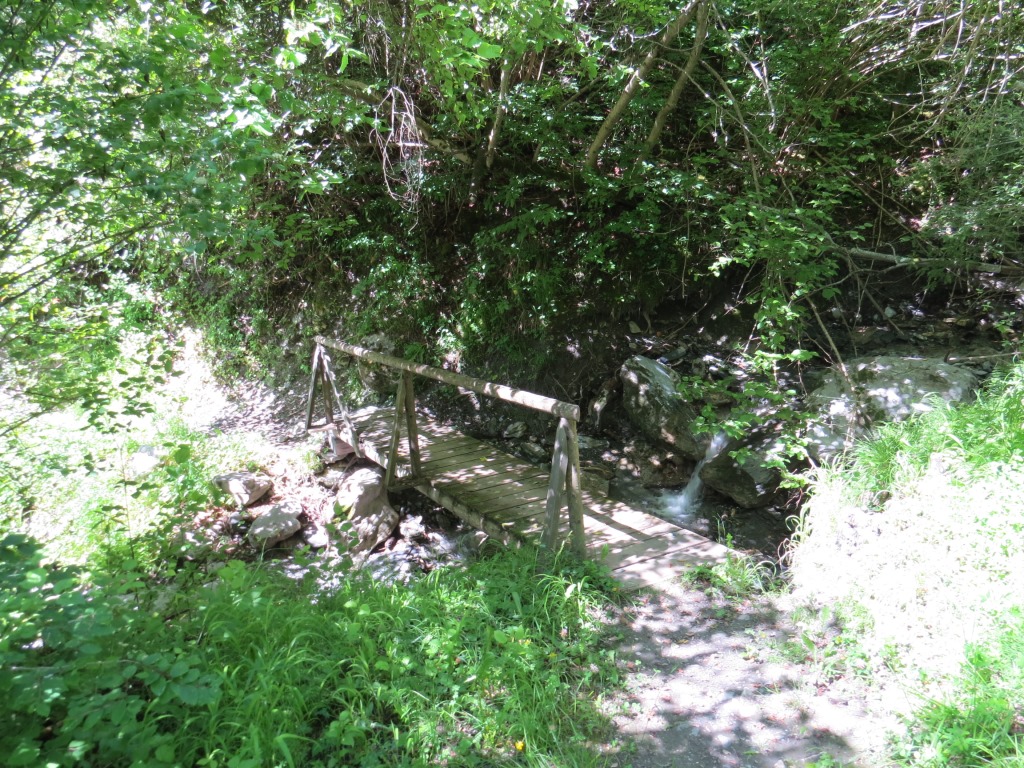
[334,466,399,558]
[248,500,303,548]
[212,472,273,508]
[620,356,704,459]
[701,433,783,509]
[805,356,978,460]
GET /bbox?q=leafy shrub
[0,536,617,767]
[0,534,219,767]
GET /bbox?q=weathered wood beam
[320,365,335,426]
[304,344,322,431]
[403,371,422,477]
[541,418,570,552]
[564,418,587,559]
[319,346,362,458]
[415,482,522,548]
[315,336,580,421]
[384,375,407,489]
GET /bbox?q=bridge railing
[306,336,587,558]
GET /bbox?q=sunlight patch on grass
[790,364,1024,765]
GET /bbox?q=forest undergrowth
[4,315,1024,768]
[4,2,1024,763]
[0,336,623,768]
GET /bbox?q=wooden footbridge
[305,337,729,589]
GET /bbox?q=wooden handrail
[315,336,581,421]
[312,336,587,559]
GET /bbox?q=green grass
[790,361,1024,766]
[1,537,620,767]
[0,332,622,767]
[203,550,618,767]
[896,610,1024,767]
[683,531,779,600]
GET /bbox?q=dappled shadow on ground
[599,583,887,768]
[205,376,308,443]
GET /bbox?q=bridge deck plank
[337,405,728,589]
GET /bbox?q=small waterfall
[663,432,730,522]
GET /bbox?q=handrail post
[541,418,570,552]
[403,371,422,477]
[319,354,336,452]
[384,374,407,489]
[564,418,586,558]
[304,344,322,431]
[384,371,423,488]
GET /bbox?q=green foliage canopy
[2,0,1022,408]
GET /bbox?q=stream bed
[609,470,793,561]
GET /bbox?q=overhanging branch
[820,234,1024,277]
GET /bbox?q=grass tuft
[684,532,779,600]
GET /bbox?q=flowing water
[662,432,730,524]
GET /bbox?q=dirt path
[601,582,901,768]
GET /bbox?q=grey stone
[805,356,978,460]
[212,471,273,508]
[228,511,252,534]
[701,435,782,509]
[334,467,386,520]
[521,442,549,462]
[577,435,610,452]
[503,421,528,440]
[620,356,704,459]
[316,468,349,491]
[400,514,428,541]
[302,522,330,549]
[659,345,690,364]
[248,500,303,548]
[457,530,491,558]
[586,377,620,430]
[621,441,689,487]
[335,466,399,557]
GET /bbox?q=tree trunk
[584,0,702,171]
[636,1,709,166]
[469,58,513,202]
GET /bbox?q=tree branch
[485,58,512,171]
[636,1,709,166]
[821,234,1024,276]
[584,0,702,171]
